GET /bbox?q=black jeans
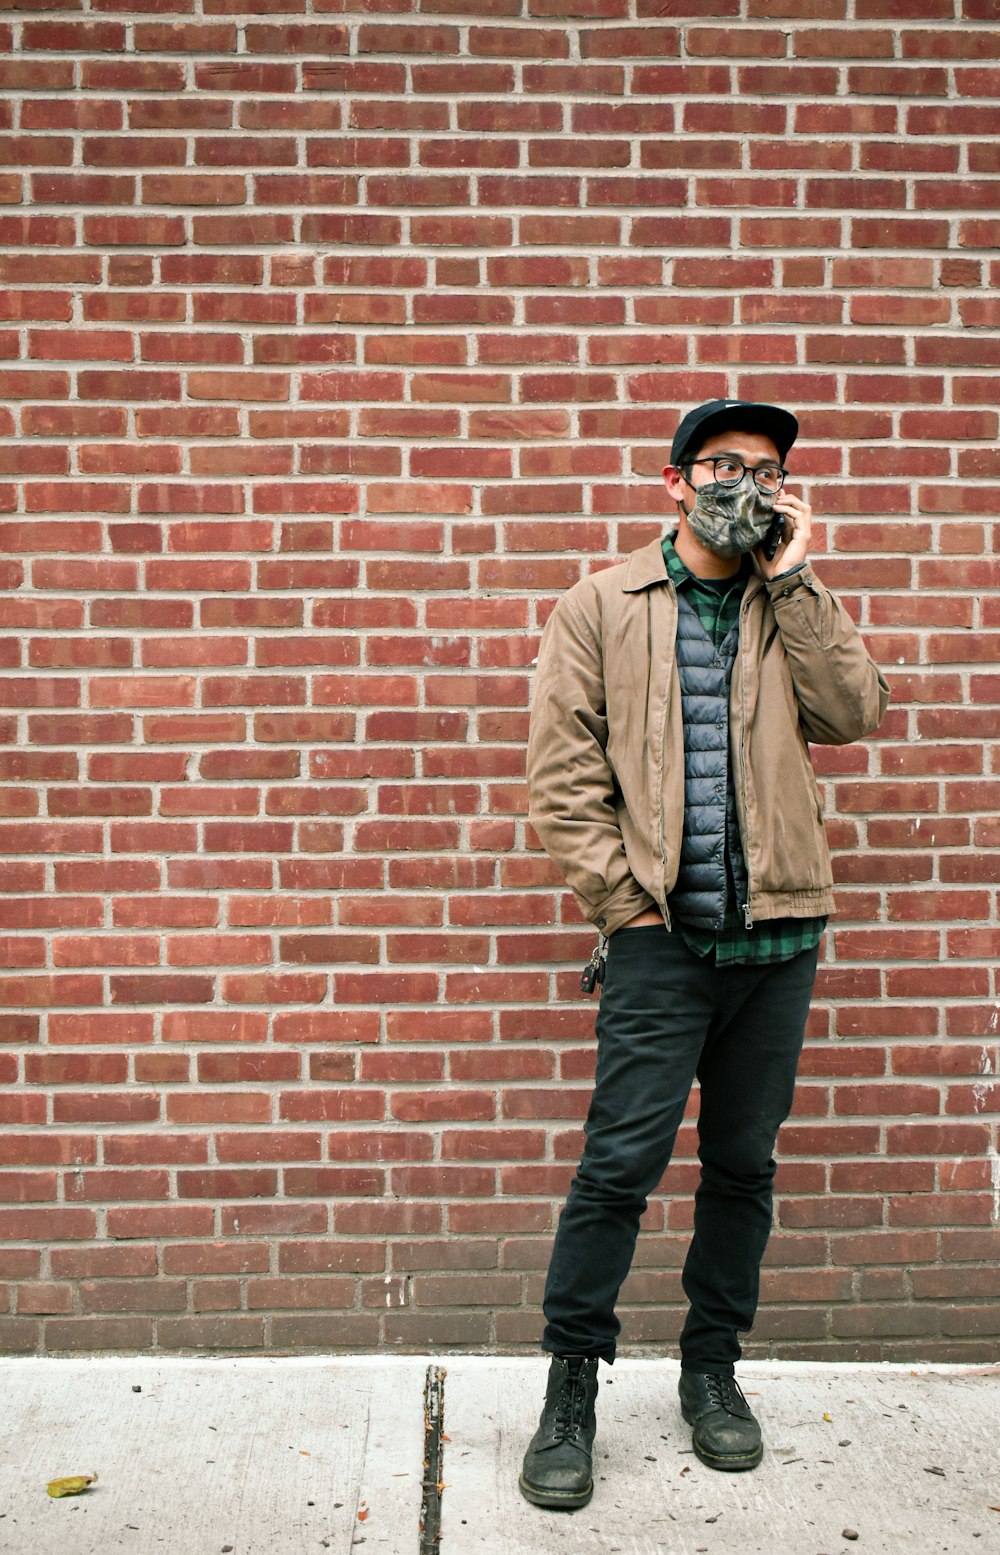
[541,924,820,1373]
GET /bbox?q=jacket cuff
[765,561,818,601]
[591,878,658,936]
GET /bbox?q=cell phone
[762,514,785,561]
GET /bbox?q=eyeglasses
[684,457,787,494]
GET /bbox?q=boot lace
[704,1374,747,1413]
[553,1363,591,1443]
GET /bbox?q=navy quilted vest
[666,590,750,930]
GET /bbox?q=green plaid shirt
[661,531,826,966]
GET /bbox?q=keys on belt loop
[580,933,609,995]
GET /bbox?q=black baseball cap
[670,399,799,470]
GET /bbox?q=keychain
[580,933,609,995]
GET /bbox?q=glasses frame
[683,456,787,494]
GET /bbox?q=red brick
[45,1317,156,1350]
[860,141,960,175]
[794,27,895,58]
[904,27,1000,59]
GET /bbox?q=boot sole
[690,1439,763,1472]
[518,1471,594,1510]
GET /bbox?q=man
[519,399,890,1509]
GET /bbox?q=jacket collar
[622,537,669,593]
[622,535,767,597]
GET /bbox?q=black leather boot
[678,1370,763,1471]
[519,1354,600,1509]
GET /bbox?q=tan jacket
[526,537,890,937]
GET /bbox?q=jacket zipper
[738,580,764,931]
[657,582,673,931]
[658,763,673,931]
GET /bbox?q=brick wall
[1,2,999,1360]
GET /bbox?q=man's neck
[671,515,742,581]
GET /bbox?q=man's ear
[663,465,695,520]
[662,463,687,502]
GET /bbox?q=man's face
[663,428,783,507]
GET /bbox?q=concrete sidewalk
[1,1355,997,1555]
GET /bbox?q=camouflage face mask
[686,479,777,558]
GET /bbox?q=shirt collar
[661,530,752,592]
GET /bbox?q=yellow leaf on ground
[47,1474,98,1499]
